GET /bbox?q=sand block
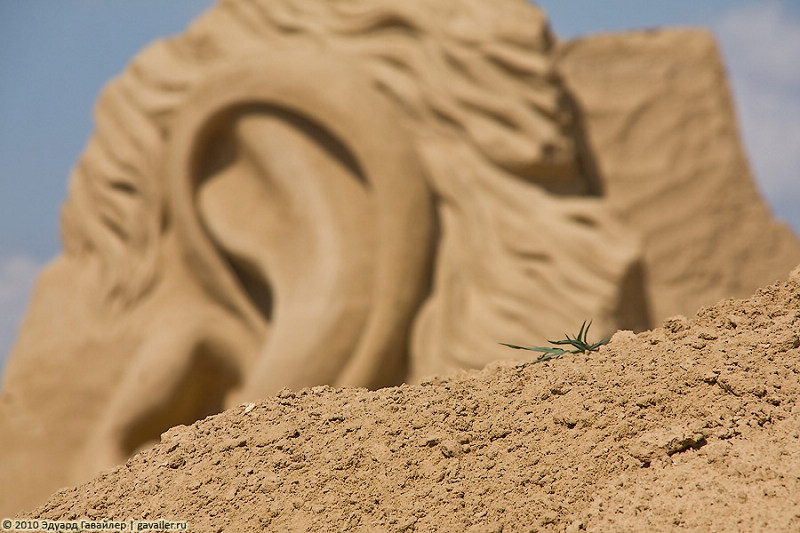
[558,29,800,321]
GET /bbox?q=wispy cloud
[714,1,800,229]
[0,254,43,376]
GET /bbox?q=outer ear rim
[163,50,435,386]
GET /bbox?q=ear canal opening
[225,254,274,323]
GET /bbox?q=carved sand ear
[164,52,435,393]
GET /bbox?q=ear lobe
[163,52,435,392]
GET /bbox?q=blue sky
[1,1,799,373]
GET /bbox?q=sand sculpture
[2,0,799,515]
[557,30,800,321]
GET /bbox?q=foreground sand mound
[28,268,800,531]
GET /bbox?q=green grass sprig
[500,320,609,363]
